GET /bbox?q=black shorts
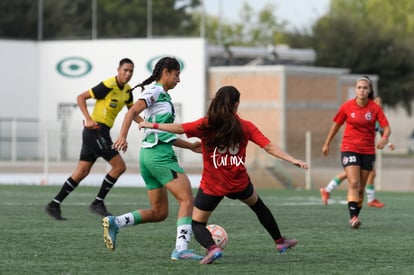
[80,123,118,163]
[194,181,254,211]
[341,151,375,171]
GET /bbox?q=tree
[0,0,201,39]
[0,0,38,39]
[310,0,414,115]
[97,0,200,38]
[197,2,287,47]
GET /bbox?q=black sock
[348,201,359,217]
[51,177,79,206]
[94,174,117,203]
[249,197,282,240]
[192,220,216,249]
[356,201,363,216]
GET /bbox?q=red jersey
[333,98,389,154]
[182,116,270,196]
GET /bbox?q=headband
[357,77,371,83]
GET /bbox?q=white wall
[0,38,207,164]
[0,40,38,118]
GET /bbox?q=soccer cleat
[349,216,361,229]
[44,203,67,221]
[199,245,222,264]
[367,199,385,208]
[320,188,330,205]
[89,201,112,217]
[102,216,119,251]
[171,249,204,260]
[276,237,298,253]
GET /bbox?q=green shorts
[139,142,185,190]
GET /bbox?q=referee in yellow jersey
[45,58,138,221]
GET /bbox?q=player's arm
[377,125,391,150]
[322,122,341,156]
[263,143,308,170]
[126,92,144,124]
[173,138,202,153]
[113,99,147,152]
[139,121,202,153]
[128,105,144,124]
[77,91,96,128]
[139,121,184,134]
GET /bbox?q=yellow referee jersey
[89,76,133,128]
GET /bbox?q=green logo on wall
[146,56,185,73]
[56,57,92,78]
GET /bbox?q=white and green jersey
[139,83,177,148]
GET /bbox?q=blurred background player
[322,77,391,229]
[45,58,135,221]
[320,96,395,208]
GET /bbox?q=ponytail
[136,57,180,92]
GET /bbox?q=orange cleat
[319,188,330,205]
[367,199,385,208]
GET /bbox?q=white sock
[115,213,135,228]
[366,188,375,203]
[176,224,192,252]
[325,179,340,193]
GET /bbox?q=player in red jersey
[139,85,308,264]
[320,96,395,208]
[322,76,391,229]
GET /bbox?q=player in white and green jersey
[104,57,203,260]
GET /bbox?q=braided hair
[199,86,245,149]
[136,57,180,91]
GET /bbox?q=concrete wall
[0,38,207,163]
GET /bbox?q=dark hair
[359,75,374,100]
[199,86,244,149]
[137,57,180,91]
[119,58,134,66]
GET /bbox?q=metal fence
[1,117,413,191]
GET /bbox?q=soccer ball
[206,224,228,249]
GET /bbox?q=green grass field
[1,185,412,275]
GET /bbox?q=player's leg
[238,183,297,253]
[140,143,201,259]
[104,174,202,258]
[89,154,126,217]
[320,170,347,205]
[90,125,127,217]
[327,171,347,192]
[192,190,223,264]
[45,160,93,220]
[165,173,203,260]
[102,185,168,251]
[102,148,168,251]
[344,163,362,227]
[366,169,385,208]
[346,164,371,229]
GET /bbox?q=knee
[118,163,126,174]
[181,197,193,209]
[111,162,126,177]
[348,180,359,189]
[153,210,168,222]
[117,161,127,173]
[72,168,90,181]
